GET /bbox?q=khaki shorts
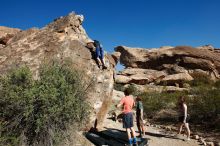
[136,116,144,127]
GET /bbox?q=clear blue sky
[1,0,220,66]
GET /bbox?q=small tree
[0,61,90,146]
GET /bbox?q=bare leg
[137,123,141,136]
[96,58,102,67]
[126,128,131,140]
[130,127,136,138]
[141,125,145,136]
[101,58,105,66]
[101,58,107,69]
[184,123,191,139]
[178,123,183,134]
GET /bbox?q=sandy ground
[103,117,200,146]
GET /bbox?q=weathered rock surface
[160,72,193,85]
[0,26,21,48]
[115,45,220,72]
[0,12,115,132]
[206,142,214,146]
[116,68,167,85]
[114,45,220,89]
[112,89,124,101]
[127,84,188,93]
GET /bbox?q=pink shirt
[120,96,134,114]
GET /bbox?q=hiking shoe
[98,65,102,69]
[102,65,107,70]
[183,137,190,141]
[133,138,138,146]
[174,134,181,138]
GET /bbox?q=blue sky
[1,0,220,70]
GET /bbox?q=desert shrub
[140,82,220,131]
[189,72,214,87]
[126,84,138,96]
[214,80,220,88]
[114,83,125,91]
[183,73,219,127]
[0,61,90,146]
[114,83,138,95]
[0,67,34,146]
[140,91,187,117]
[188,86,220,124]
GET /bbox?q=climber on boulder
[93,40,107,69]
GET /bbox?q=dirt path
[142,126,199,146]
[103,117,200,146]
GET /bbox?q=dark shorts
[123,112,133,128]
[95,47,104,60]
[178,115,190,123]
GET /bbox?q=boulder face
[115,45,220,89]
[116,68,167,85]
[0,26,21,48]
[0,12,115,130]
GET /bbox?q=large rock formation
[0,12,116,133]
[116,68,167,84]
[115,45,220,90]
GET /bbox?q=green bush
[126,84,138,96]
[188,86,220,123]
[189,72,214,87]
[114,83,125,92]
[114,83,138,95]
[0,61,90,146]
[214,80,220,88]
[140,91,187,117]
[140,81,220,131]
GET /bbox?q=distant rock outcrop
[116,68,167,85]
[115,45,220,91]
[0,12,115,133]
[0,26,21,48]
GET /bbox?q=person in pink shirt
[116,89,137,146]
